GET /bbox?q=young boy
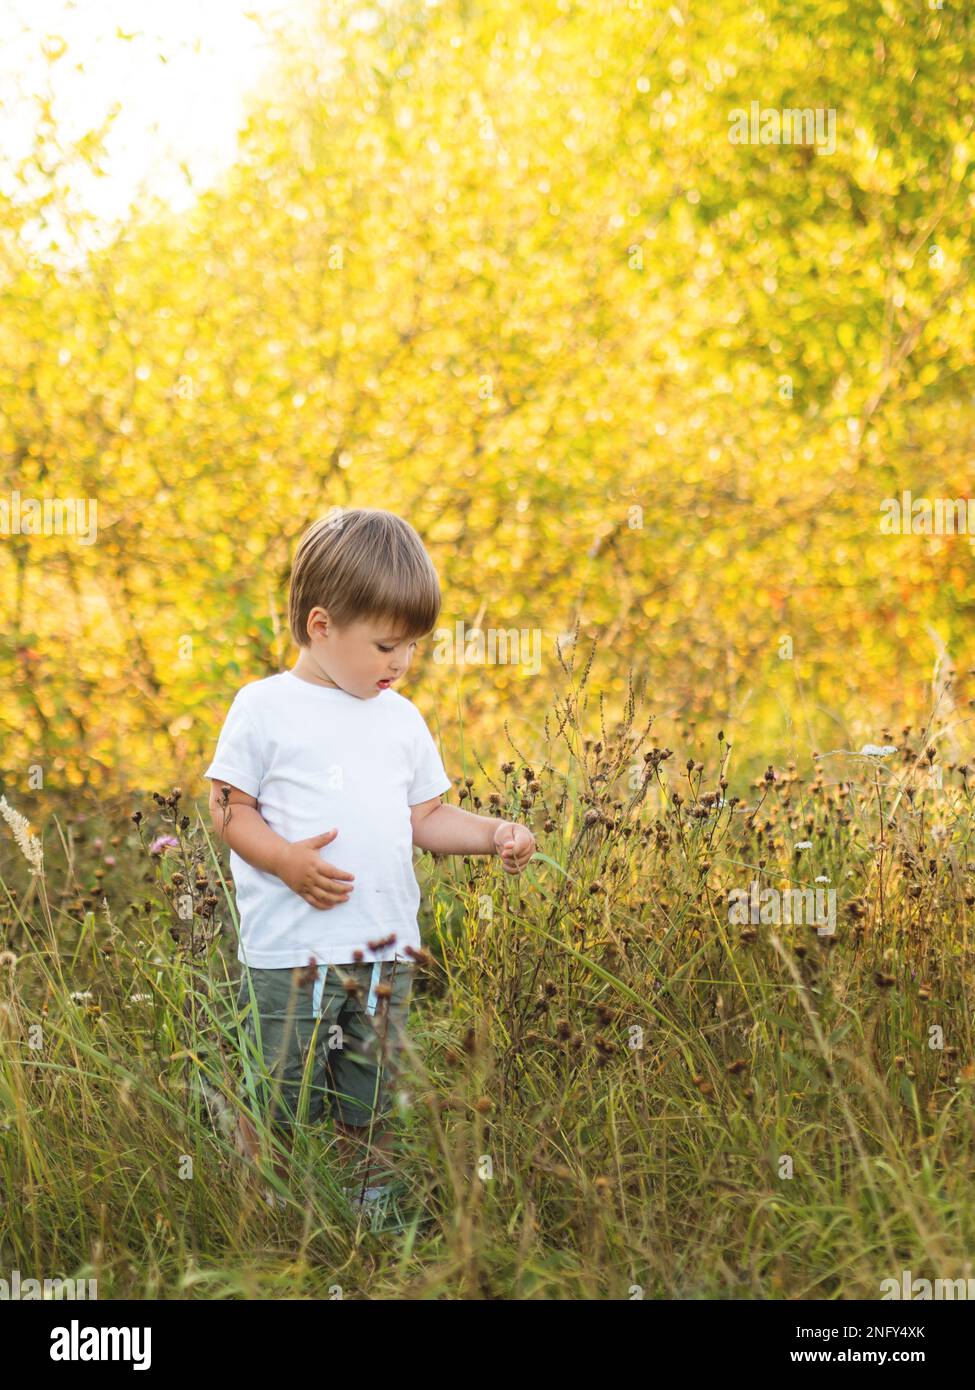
[203,507,535,1229]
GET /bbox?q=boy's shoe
[342,1178,418,1234]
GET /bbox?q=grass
[2,642,975,1299]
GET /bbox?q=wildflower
[149,835,179,856]
[366,933,397,952]
[294,957,318,989]
[794,840,813,851]
[860,744,897,757]
[103,856,117,867]
[403,945,434,968]
[0,796,43,875]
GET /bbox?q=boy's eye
[378,642,417,653]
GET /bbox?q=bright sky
[0,0,331,248]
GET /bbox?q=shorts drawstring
[311,964,328,1017]
[365,959,382,1016]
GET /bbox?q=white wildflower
[860,744,897,758]
[198,1077,236,1140]
[0,795,43,874]
[794,840,813,851]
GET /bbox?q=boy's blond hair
[288,507,441,648]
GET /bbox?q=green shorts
[235,957,415,1131]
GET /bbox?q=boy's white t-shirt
[203,670,452,967]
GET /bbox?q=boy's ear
[306,607,331,640]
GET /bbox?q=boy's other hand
[493,820,536,875]
[276,828,355,909]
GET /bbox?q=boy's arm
[410,796,511,855]
[207,782,356,909]
[207,782,291,877]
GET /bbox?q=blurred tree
[0,0,973,792]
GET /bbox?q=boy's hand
[275,829,355,910]
[493,820,536,874]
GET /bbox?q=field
[3,647,975,1299]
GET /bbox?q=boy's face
[300,609,418,699]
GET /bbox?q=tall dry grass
[2,640,975,1298]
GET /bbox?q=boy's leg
[334,1115,397,1179]
[327,959,415,1191]
[236,1109,294,1182]
[234,965,328,1190]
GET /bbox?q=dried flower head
[0,796,43,875]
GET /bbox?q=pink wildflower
[149,835,179,856]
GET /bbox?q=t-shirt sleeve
[407,708,452,806]
[203,696,265,799]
